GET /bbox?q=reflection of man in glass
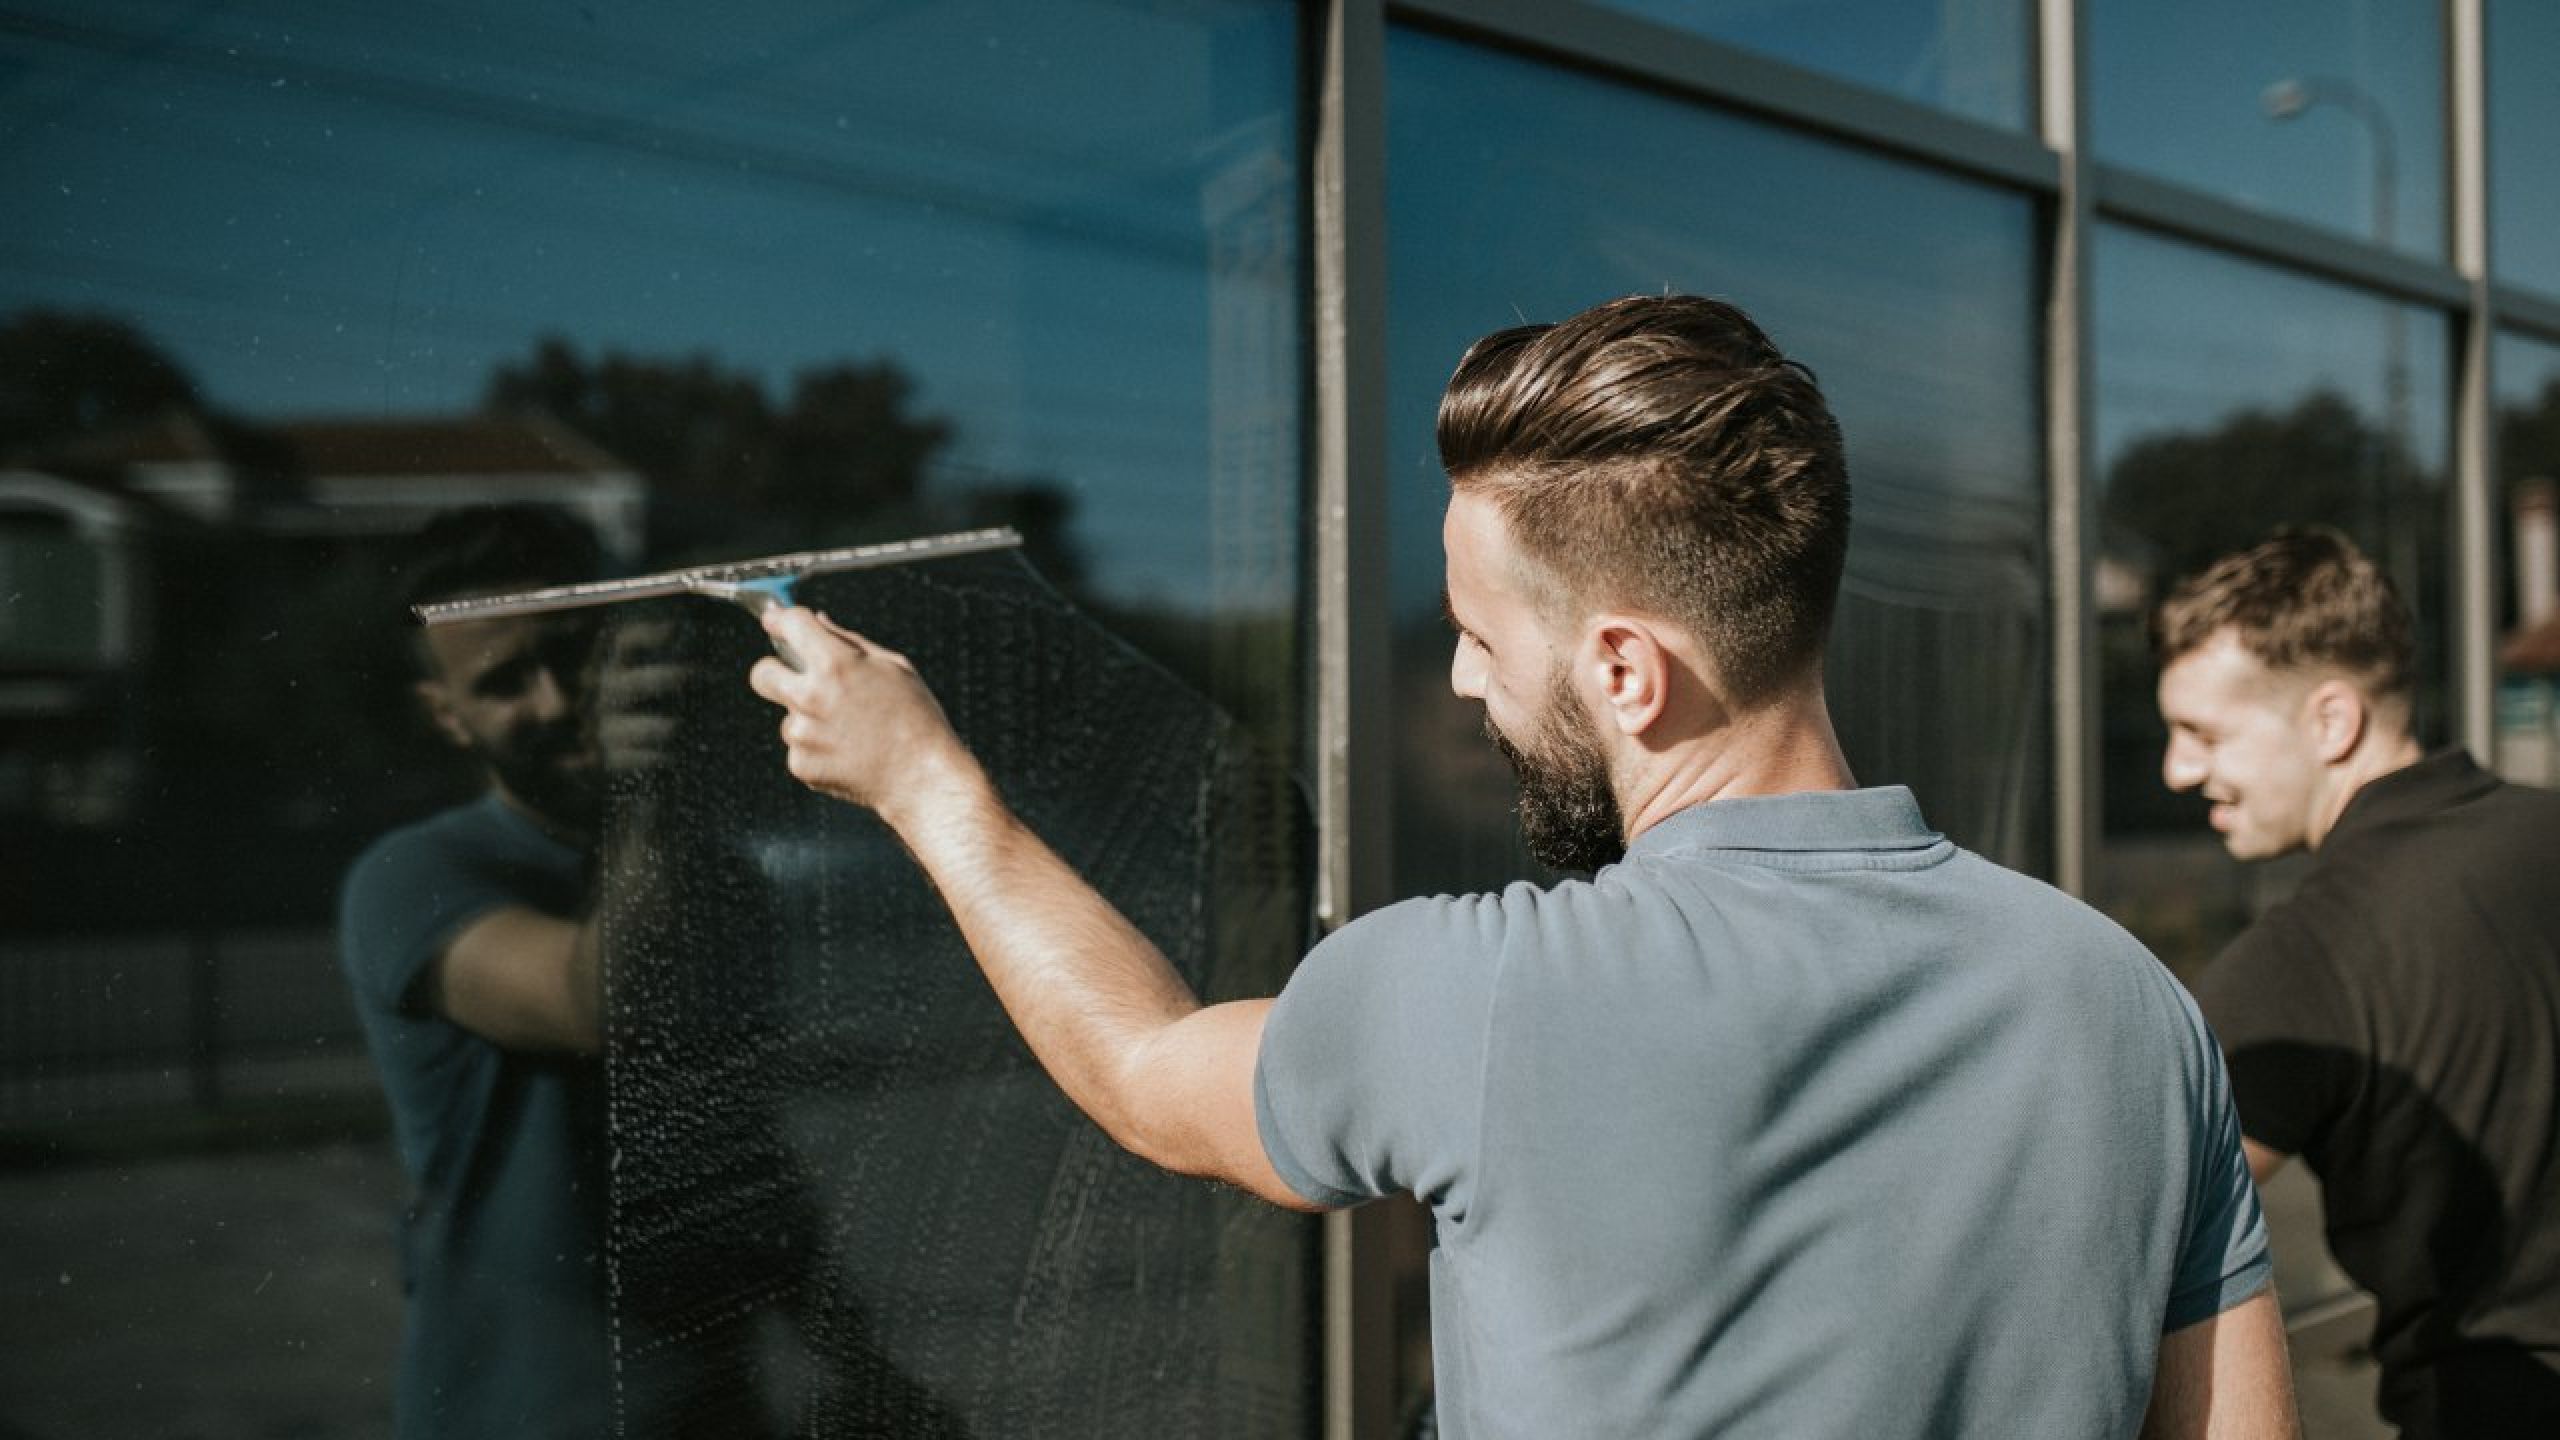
[2155,528,2560,1438]
[339,505,612,1439]
[754,295,2297,1436]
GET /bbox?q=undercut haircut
[2151,526,2414,702]
[1435,293,1851,703]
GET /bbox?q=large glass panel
[1387,28,2047,895]
[2089,0,2447,264]
[2493,332,2560,785]
[1588,0,2031,130]
[0,2,1313,1434]
[2489,0,2560,297]
[2090,224,2452,974]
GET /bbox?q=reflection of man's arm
[2141,1287,2299,1440]
[750,606,1324,1214]
[2241,1137,2289,1185]
[428,910,601,1055]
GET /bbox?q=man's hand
[742,603,1318,1211]
[748,607,979,823]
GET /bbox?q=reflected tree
[0,310,199,456]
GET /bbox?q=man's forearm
[885,752,1205,1158]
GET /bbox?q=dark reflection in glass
[2493,333,2560,786]
[600,551,1308,1435]
[2490,1,2560,297]
[0,1,1309,1433]
[2091,224,2451,971]
[1587,0,2030,129]
[1386,29,2048,898]
[2088,0,2446,263]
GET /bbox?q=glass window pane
[1386,27,2049,903]
[2489,0,2560,296]
[1590,0,2032,130]
[0,1,1312,1432]
[2089,0,2447,263]
[2091,224,2453,971]
[2494,332,2560,784]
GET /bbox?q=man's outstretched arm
[2141,1287,2299,1440]
[749,605,1324,1213]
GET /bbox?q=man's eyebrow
[1440,589,1462,632]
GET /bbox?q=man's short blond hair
[2150,526,2413,701]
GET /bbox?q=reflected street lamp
[2263,75,2410,575]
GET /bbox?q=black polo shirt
[2196,748,2560,1439]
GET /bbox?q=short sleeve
[1254,894,1505,1212]
[2192,911,2362,1161]
[2163,1010,2275,1332]
[338,810,551,1017]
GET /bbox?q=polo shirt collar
[1626,785,1941,859]
[2328,746,2496,843]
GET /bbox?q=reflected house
[0,408,645,922]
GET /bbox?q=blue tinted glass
[2091,225,2452,966]
[2490,1,2560,296]
[1387,28,2048,894]
[1593,0,2031,129]
[2493,333,2560,784]
[0,0,1311,1431]
[2089,0,2447,263]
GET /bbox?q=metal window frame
[1303,0,2521,1430]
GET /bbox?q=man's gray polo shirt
[1255,786,2269,1439]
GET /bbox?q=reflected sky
[1386,27,2048,878]
[0,0,1300,607]
[2095,225,2450,478]
[2088,0,2445,262]
[2490,0,2560,297]
[1589,0,2029,129]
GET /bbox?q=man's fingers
[747,653,801,705]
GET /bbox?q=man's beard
[1484,670,1625,873]
[482,723,601,837]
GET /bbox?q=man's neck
[2306,730,2426,850]
[1616,688,1857,843]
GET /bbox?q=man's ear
[415,677,472,750]
[2305,678,2368,765]
[1585,616,1672,737]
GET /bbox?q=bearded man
[752,294,2297,1438]
[339,505,616,1439]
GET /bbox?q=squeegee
[411,525,1023,667]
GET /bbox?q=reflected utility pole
[2262,75,2410,574]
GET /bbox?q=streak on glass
[1385,27,2048,898]
[603,553,1310,1434]
[2087,0,2447,263]
[2090,223,2452,973]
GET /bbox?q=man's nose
[1450,638,1486,700]
[2161,736,2205,793]
[526,665,575,723]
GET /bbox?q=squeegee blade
[411,526,1022,625]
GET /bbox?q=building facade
[3,1,2555,1435]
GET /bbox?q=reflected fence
[0,927,376,1132]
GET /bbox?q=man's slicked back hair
[1435,293,1851,702]
[2151,526,2414,701]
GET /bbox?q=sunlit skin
[2155,629,2420,863]
[1439,489,1856,844]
